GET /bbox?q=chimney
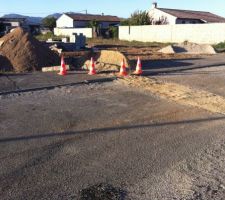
[102,13,104,16]
[152,2,157,9]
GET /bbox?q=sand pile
[0,28,60,72]
[78,50,131,72]
[159,42,216,55]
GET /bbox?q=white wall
[56,14,74,28]
[119,23,225,44]
[54,27,93,38]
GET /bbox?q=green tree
[109,26,118,38]
[42,17,56,31]
[87,20,100,28]
[120,19,131,26]
[120,10,152,26]
[120,10,168,26]
[129,10,152,25]
[88,20,100,37]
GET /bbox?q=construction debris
[47,33,86,51]
[0,27,60,72]
[159,42,216,54]
[49,44,63,54]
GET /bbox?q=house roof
[158,8,225,23]
[65,13,120,22]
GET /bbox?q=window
[182,20,186,24]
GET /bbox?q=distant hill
[1,12,92,24]
[1,14,43,24]
[46,12,86,19]
[46,13,62,19]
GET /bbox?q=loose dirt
[117,76,225,115]
[0,28,60,72]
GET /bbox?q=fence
[119,23,225,44]
[54,27,93,38]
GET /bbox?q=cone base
[88,70,97,75]
[58,71,67,76]
[119,71,128,76]
[133,70,143,75]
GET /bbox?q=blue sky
[0,0,225,18]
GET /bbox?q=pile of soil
[78,50,131,72]
[0,28,60,72]
[159,42,216,55]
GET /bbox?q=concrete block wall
[119,23,225,44]
[54,27,93,38]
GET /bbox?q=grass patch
[35,32,67,41]
[213,42,225,52]
[87,38,172,47]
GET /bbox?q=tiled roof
[65,13,120,22]
[158,8,225,23]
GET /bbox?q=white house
[56,13,120,28]
[149,2,225,24]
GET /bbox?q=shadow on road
[128,54,225,76]
[141,62,225,76]
[1,116,225,144]
[141,58,200,70]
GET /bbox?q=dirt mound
[0,28,60,72]
[159,42,216,55]
[78,50,131,72]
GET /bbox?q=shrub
[109,26,118,38]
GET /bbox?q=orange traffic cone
[134,57,143,75]
[88,57,97,75]
[58,56,67,76]
[119,59,128,76]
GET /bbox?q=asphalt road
[1,79,225,199]
[1,54,225,199]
